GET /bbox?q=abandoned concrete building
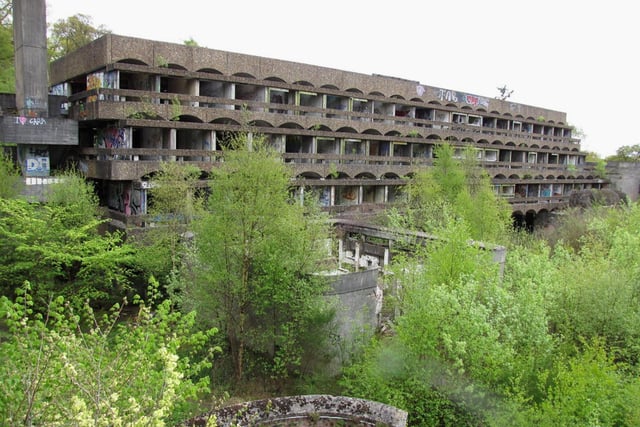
[2,18,609,230]
[42,34,606,229]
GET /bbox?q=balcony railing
[67,88,579,147]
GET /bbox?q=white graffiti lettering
[15,116,47,126]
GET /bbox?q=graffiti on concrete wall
[107,182,144,216]
[21,146,50,177]
[97,127,128,148]
[435,87,489,108]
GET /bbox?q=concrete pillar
[169,128,177,161]
[338,239,344,268]
[330,186,335,206]
[354,242,360,271]
[358,185,363,204]
[188,79,199,107]
[13,0,48,117]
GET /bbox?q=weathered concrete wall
[606,161,640,202]
[183,395,408,426]
[326,268,380,344]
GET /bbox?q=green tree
[48,14,109,61]
[0,279,218,426]
[0,20,13,92]
[0,170,134,305]
[0,150,22,198]
[130,162,204,285]
[396,143,511,243]
[186,133,334,385]
[607,144,640,162]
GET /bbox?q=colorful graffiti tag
[98,127,127,148]
[435,88,489,108]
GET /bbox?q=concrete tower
[12,0,49,117]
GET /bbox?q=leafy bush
[0,279,218,426]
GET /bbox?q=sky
[45,0,639,158]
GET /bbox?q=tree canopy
[607,144,640,162]
[48,13,109,61]
[183,133,335,386]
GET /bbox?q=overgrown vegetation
[3,141,640,425]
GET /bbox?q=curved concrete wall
[183,395,408,426]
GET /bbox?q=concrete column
[169,128,177,161]
[330,186,335,206]
[188,79,199,107]
[354,242,360,271]
[338,239,344,268]
[358,185,363,204]
[13,0,48,117]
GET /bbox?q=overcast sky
[45,0,639,157]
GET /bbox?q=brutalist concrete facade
[47,33,606,228]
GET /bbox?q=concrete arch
[279,122,303,129]
[167,63,188,71]
[336,126,358,134]
[117,58,148,66]
[210,117,241,126]
[355,172,376,179]
[309,124,331,131]
[177,115,203,123]
[293,80,314,87]
[410,97,424,103]
[321,84,339,90]
[494,174,507,179]
[391,94,406,100]
[509,174,520,179]
[233,72,256,79]
[369,91,385,97]
[326,171,351,179]
[297,171,322,179]
[126,110,164,120]
[346,88,364,95]
[382,172,401,179]
[428,100,442,105]
[196,67,222,75]
[251,120,274,128]
[363,128,383,135]
[264,76,286,83]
